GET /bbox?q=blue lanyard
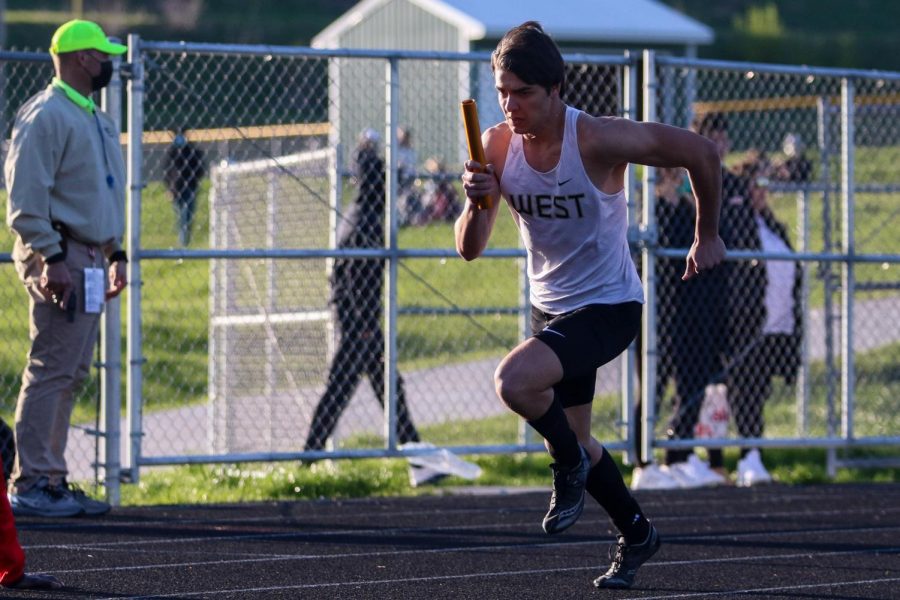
[93,112,115,189]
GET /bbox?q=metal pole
[817,97,838,478]
[622,51,638,464]
[659,59,674,127]
[264,163,276,447]
[99,42,123,505]
[683,45,698,129]
[640,50,658,466]
[796,188,810,436]
[327,143,342,364]
[383,57,399,450]
[125,34,145,483]
[840,78,855,442]
[518,259,535,446]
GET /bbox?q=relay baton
[460,99,492,209]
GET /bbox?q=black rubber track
[9,483,900,599]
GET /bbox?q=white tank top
[499,106,644,314]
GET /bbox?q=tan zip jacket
[5,83,125,260]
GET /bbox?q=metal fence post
[640,49,658,466]
[683,45,698,129]
[840,78,856,443]
[796,187,811,436]
[384,56,399,450]
[518,254,535,446]
[622,50,639,465]
[99,40,124,505]
[817,97,839,478]
[125,33,145,483]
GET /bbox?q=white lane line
[16,506,536,530]
[45,532,900,576]
[17,488,898,532]
[87,548,900,599]
[22,507,900,552]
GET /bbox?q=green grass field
[115,382,900,506]
[119,445,899,506]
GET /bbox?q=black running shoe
[541,446,590,534]
[593,525,661,589]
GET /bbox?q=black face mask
[90,60,114,91]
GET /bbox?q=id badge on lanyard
[84,267,105,313]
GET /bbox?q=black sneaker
[58,480,111,516]
[10,477,83,518]
[541,446,590,534]
[593,525,661,589]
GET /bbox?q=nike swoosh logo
[558,177,573,186]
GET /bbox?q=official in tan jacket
[4,20,127,518]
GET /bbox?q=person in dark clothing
[655,169,700,412]
[164,129,205,246]
[657,114,764,486]
[662,180,731,480]
[728,160,802,486]
[304,129,421,455]
[632,167,731,490]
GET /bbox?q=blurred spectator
[632,167,730,490]
[773,133,813,183]
[306,130,477,486]
[305,129,427,481]
[164,128,206,246]
[727,158,803,486]
[704,122,768,484]
[395,126,425,226]
[420,157,462,223]
[632,167,692,490]
[396,126,417,189]
[644,114,764,488]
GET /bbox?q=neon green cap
[50,20,127,55]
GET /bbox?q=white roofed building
[313,0,713,52]
[313,0,713,175]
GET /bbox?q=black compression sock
[527,399,582,467]
[586,448,651,545]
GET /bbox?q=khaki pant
[10,238,103,494]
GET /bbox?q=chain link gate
[2,42,899,503]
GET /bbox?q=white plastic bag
[694,383,730,439]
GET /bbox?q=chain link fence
[645,55,900,470]
[1,42,898,499]
[130,43,632,471]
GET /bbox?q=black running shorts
[531,301,642,407]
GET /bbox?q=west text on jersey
[509,193,586,219]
